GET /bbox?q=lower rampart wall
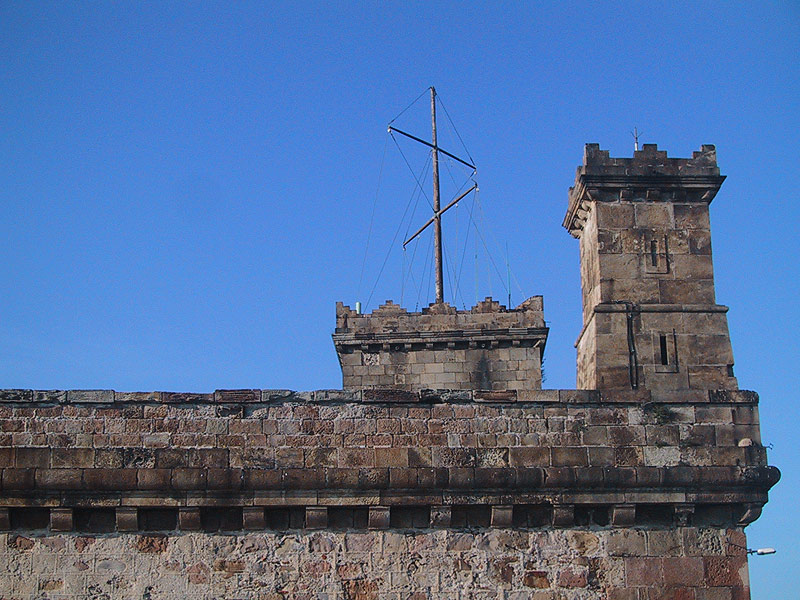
[2,527,749,600]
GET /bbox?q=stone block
[50,508,73,532]
[596,202,635,229]
[306,506,328,529]
[610,504,636,526]
[552,505,574,526]
[430,505,451,527]
[475,467,514,487]
[552,447,588,467]
[0,389,33,402]
[243,507,266,530]
[161,392,213,403]
[368,506,390,529]
[606,529,646,556]
[115,391,161,402]
[67,390,114,403]
[116,508,138,531]
[52,448,95,468]
[178,508,201,530]
[16,447,50,468]
[474,390,517,402]
[673,203,710,230]
[490,505,513,527]
[517,389,559,402]
[663,557,705,586]
[85,468,137,490]
[588,447,614,465]
[208,468,243,490]
[137,468,171,489]
[2,468,36,490]
[36,469,83,490]
[659,279,715,304]
[624,557,663,586]
[171,468,206,490]
[214,389,260,403]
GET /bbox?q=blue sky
[1,2,797,596]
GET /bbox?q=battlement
[580,143,721,176]
[335,296,544,334]
[565,144,726,237]
[333,297,548,391]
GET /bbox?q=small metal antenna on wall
[631,127,642,152]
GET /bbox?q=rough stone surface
[565,144,738,391]
[0,528,750,599]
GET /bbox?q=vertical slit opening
[650,239,658,266]
[659,334,669,366]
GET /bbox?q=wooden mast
[389,88,476,306]
[430,87,444,304]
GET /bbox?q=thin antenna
[631,127,642,152]
[506,242,511,308]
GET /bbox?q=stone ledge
[0,465,779,494]
[0,388,761,405]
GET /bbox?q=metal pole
[431,87,443,304]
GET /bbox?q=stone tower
[333,297,548,391]
[563,143,738,391]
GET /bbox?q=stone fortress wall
[0,144,779,599]
[0,388,773,599]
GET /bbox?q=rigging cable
[473,194,512,299]
[401,158,432,306]
[436,94,476,167]
[474,197,525,301]
[388,88,430,125]
[364,149,431,311]
[357,135,389,303]
[452,188,479,305]
[390,132,434,210]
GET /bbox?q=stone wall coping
[0,465,780,497]
[0,388,759,405]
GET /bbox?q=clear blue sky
[1,2,797,596]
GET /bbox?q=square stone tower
[333,297,548,391]
[564,143,738,391]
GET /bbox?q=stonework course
[0,144,779,599]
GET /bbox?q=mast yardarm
[388,86,476,305]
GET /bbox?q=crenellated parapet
[564,143,725,237]
[333,297,548,391]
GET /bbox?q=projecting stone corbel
[611,504,636,526]
[368,506,390,529]
[737,503,763,526]
[674,504,695,527]
[552,504,575,527]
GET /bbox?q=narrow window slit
[650,239,658,266]
[659,334,669,366]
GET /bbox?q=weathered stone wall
[564,144,737,391]
[333,298,548,391]
[0,389,770,506]
[1,527,751,599]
